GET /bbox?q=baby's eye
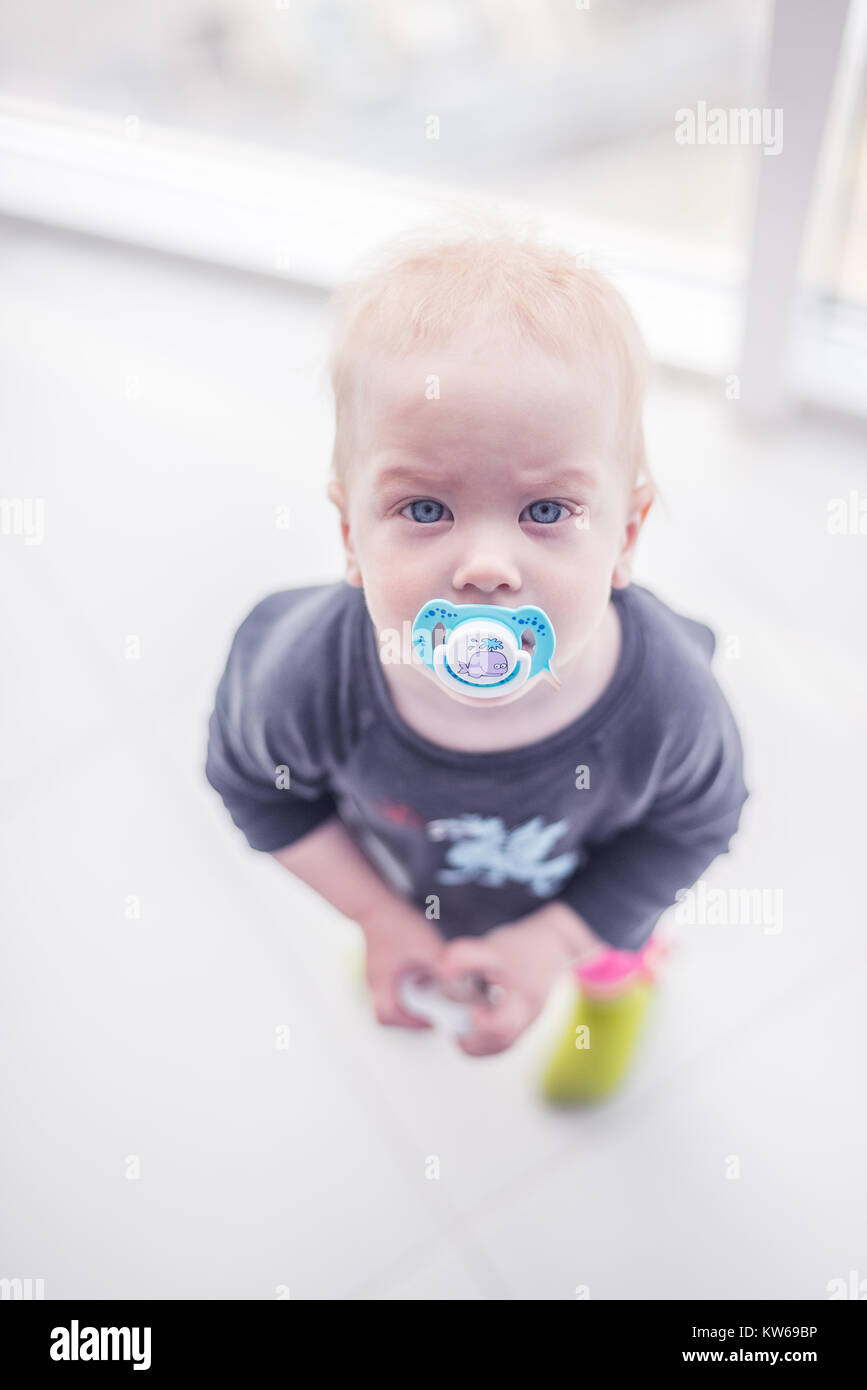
[401,499,452,524]
[523,500,569,524]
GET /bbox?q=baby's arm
[269,814,402,926]
[557,677,750,953]
[505,899,610,970]
[269,817,447,1027]
[205,613,445,1023]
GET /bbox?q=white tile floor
[2,216,866,1301]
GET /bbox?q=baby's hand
[436,910,570,1056]
[359,901,446,1029]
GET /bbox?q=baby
[205,228,750,1101]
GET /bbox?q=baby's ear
[611,482,654,588]
[327,479,363,587]
[630,481,655,525]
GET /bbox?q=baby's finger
[437,938,505,988]
[378,1000,434,1029]
[457,991,525,1056]
[373,978,434,1029]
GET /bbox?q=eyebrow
[373,463,598,494]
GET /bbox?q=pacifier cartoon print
[411,598,559,701]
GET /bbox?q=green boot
[540,976,655,1105]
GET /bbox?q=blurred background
[2,0,866,1301]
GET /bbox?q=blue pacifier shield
[411,598,558,701]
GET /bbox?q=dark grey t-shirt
[205,580,750,951]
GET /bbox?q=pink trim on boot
[573,937,667,992]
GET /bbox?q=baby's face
[330,332,650,689]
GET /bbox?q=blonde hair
[326,216,657,502]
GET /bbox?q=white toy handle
[398,970,503,1036]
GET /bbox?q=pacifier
[411,598,558,701]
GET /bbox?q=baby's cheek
[549,578,607,653]
[381,548,432,609]
[364,552,422,630]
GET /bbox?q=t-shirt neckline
[356,584,645,770]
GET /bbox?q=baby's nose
[451,539,521,595]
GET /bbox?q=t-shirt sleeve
[204,599,339,853]
[557,681,750,952]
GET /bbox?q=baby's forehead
[359,326,598,378]
[359,337,614,417]
[355,343,617,456]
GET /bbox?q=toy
[397,969,504,1036]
